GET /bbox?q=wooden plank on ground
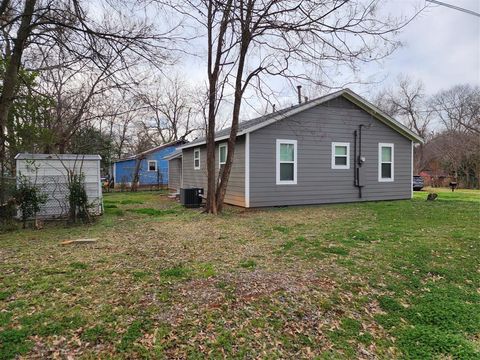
[60,238,98,246]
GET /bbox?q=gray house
[166,88,423,208]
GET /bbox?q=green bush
[67,173,93,224]
[14,175,47,229]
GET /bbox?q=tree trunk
[204,0,233,214]
[205,84,217,214]
[0,0,36,201]
[215,20,251,212]
[215,62,245,212]
[130,157,143,192]
[58,139,67,154]
[0,0,36,147]
[416,143,424,174]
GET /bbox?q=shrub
[67,172,93,224]
[0,175,17,229]
[0,198,17,231]
[14,175,47,229]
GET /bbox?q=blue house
[113,140,185,188]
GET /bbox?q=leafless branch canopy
[161,0,423,213]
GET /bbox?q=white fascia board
[342,90,424,144]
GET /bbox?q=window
[331,142,350,169]
[219,143,227,166]
[378,143,394,182]
[148,160,157,172]
[276,139,297,185]
[194,149,200,170]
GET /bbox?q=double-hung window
[219,144,227,166]
[194,149,200,170]
[378,143,394,182]
[276,139,297,185]
[331,142,350,169]
[148,160,157,172]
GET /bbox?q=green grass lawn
[0,189,479,359]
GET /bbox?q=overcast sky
[172,0,479,115]
[356,0,480,97]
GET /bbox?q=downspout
[355,124,365,199]
[353,130,357,187]
[358,124,363,198]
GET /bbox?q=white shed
[15,153,103,218]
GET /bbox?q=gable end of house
[179,89,423,150]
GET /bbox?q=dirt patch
[164,269,336,323]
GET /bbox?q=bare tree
[426,130,480,188]
[168,0,423,213]
[0,0,175,174]
[376,76,432,139]
[104,95,143,160]
[137,75,200,144]
[0,0,36,200]
[430,84,480,135]
[428,84,480,188]
[35,35,150,154]
[374,75,432,173]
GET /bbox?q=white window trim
[331,142,350,170]
[147,160,157,172]
[378,143,394,182]
[194,148,200,170]
[276,139,297,185]
[219,143,227,166]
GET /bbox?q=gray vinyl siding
[249,97,412,207]
[182,136,246,206]
[168,158,182,190]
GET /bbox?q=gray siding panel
[182,136,246,206]
[168,158,182,190]
[249,97,412,207]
